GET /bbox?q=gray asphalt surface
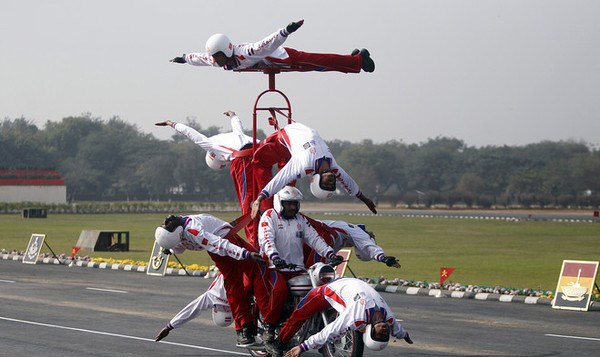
[1,259,599,357]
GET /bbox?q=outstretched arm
[157,121,213,151]
[243,19,305,59]
[357,192,377,214]
[223,110,245,136]
[155,291,212,341]
[170,53,216,66]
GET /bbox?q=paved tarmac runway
[1,260,599,356]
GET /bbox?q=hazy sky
[2,0,599,148]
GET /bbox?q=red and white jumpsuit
[169,117,263,246]
[257,208,336,324]
[277,278,410,353]
[184,27,362,73]
[165,273,230,330]
[253,122,364,201]
[169,214,265,331]
[304,218,388,266]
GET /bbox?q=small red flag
[440,267,455,286]
[71,246,81,258]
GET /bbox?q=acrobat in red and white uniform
[257,207,336,323]
[168,116,263,245]
[277,278,410,353]
[164,273,230,330]
[254,122,362,200]
[168,214,260,331]
[183,27,363,73]
[303,218,388,266]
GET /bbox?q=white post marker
[147,241,170,276]
[22,234,46,264]
[551,259,599,312]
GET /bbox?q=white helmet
[310,174,335,200]
[212,304,233,327]
[363,323,390,351]
[155,226,183,250]
[205,33,233,57]
[205,151,227,170]
[274,186,303,218]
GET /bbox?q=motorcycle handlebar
[279,259,346,272]
[282,263,303,271]
[329,259,345,268]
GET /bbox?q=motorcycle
[247,261,364,357]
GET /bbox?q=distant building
[0,170,67,204]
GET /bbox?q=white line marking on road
[0,279,16,283]
[85,287,128,294]
[0,316,250,355]
[545,333,600,342]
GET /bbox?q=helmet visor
[370,321,391,342]
[318,170,336,191]
[280,200,300,219]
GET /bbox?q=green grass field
[1,212,598,291]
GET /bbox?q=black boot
[264,338,283,357]
[236,323,256,347]
[262,323,276,342]
[359,48,375,72]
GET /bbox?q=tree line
[2,115,599,208]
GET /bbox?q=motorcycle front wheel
[321,329,364,357]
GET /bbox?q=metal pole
[345,263,358,278]
[172,253,191,276]
[43,240,63,265]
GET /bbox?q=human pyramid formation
[153,20,413,357]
